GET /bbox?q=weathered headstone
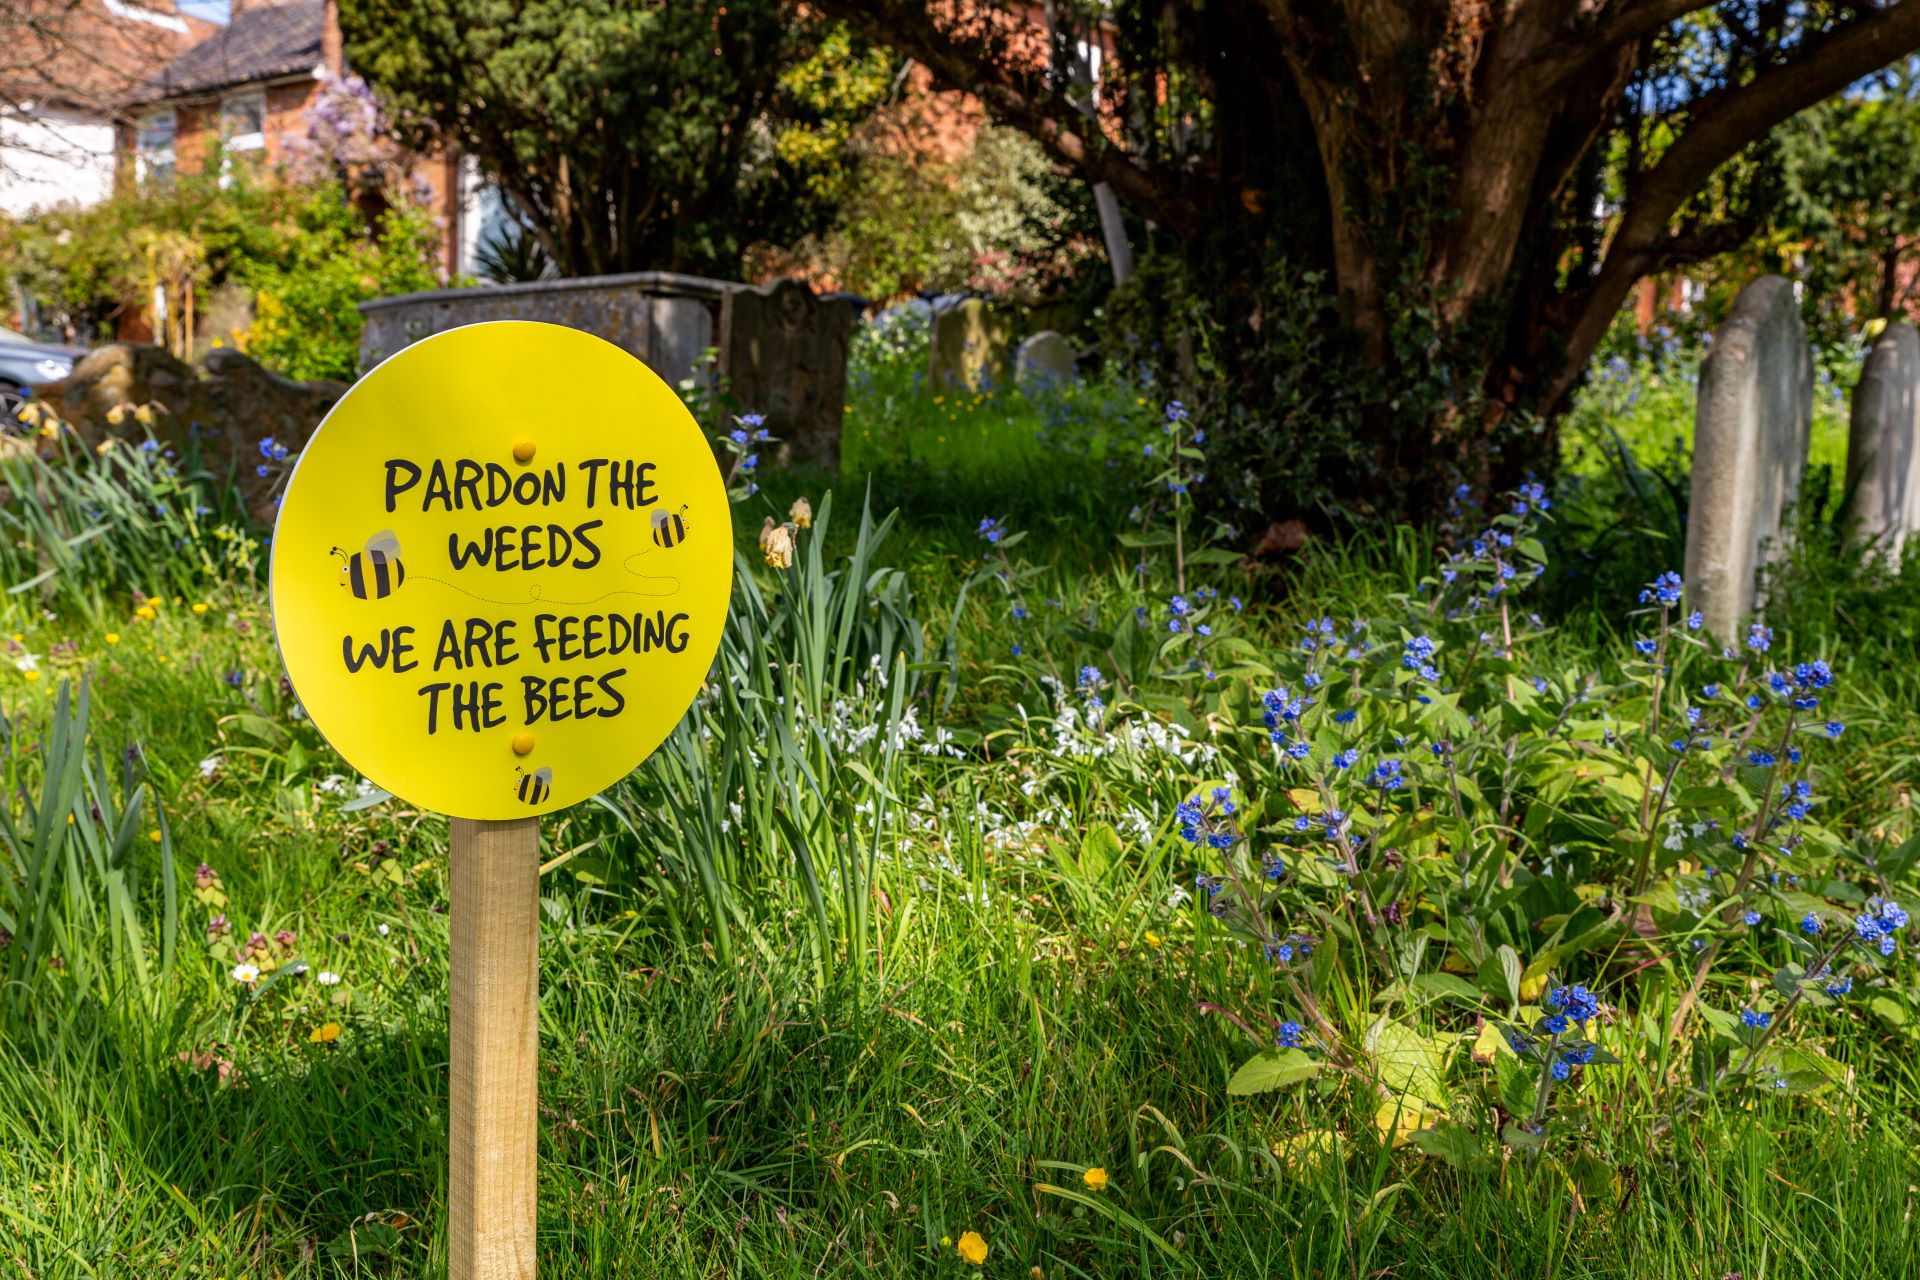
[927,298,1014,392]
[1684,275,1813,639]
[358,271,728,387]
[1844,320,1920,563]
[359,273,855,471]
[717,278,856,470]
[1014,330,1077,390]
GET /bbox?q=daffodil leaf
[1226,1048,1324,1095]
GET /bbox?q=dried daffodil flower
[790,496,812,529]
[762,521,796,570]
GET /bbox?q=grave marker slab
[928,298,1014,392]
[1684,275,1812,639]
[1845,319,1920,562]
[1014,330,1077,390]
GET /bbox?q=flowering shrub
[1145,478,1913,1155]
[944,424,1910,1160]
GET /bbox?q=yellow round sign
[270,322,732,819]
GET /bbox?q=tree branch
[811,0,1201,236]
[1548,0,1920,407]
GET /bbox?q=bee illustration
[332,531,405,600]
[515,765,552,806]
[650,505,689,549]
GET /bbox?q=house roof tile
[146,0,325,101]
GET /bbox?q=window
[219,92,265,184]
[135,111,175,185]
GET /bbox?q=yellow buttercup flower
[191,603,209,615]
[956,1232,987,1265]
[135,607,156,623]
[23,670,40,684]
[1082,1166,1108,1192]
[147,830,162,843]
[105,633,120,645]
[1143,931,1163,949]
[309,1022,342,1044]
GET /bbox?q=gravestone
[1684,275,1813,639]
[1014,330,1077,390]
[358,272,727,388]
[718,278,856,470]
[359,273,854,470]
[1844,320,1920,563]
[927,298,1015,392]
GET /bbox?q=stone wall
[32,344,346,523]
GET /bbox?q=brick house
[118,0,468,277]
[0,1,214,218]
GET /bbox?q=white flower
[13,652,40,673]
[197,754,221,779]
[317,774,348,796]
[317,971,341,986]
[377,923,390,937]
[231,962,260,983]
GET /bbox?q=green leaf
[229,713,288,747]
[1078,824,1121,880]
[1227,1048,1325,1095]
[1411,973,1484,1006]
[1671,785,1744,813]
[1366,1017,1447,1104]
[1116,531,1176,548]
[1869,995,1910,1028]
[1500,1122,1546,1152]
[1409,1119,1491,1172]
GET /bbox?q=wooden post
[448,816,540,1279]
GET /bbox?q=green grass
[4,340,1920,1278]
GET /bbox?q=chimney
[323,0,342,76]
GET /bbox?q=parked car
[0,327,86,420]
